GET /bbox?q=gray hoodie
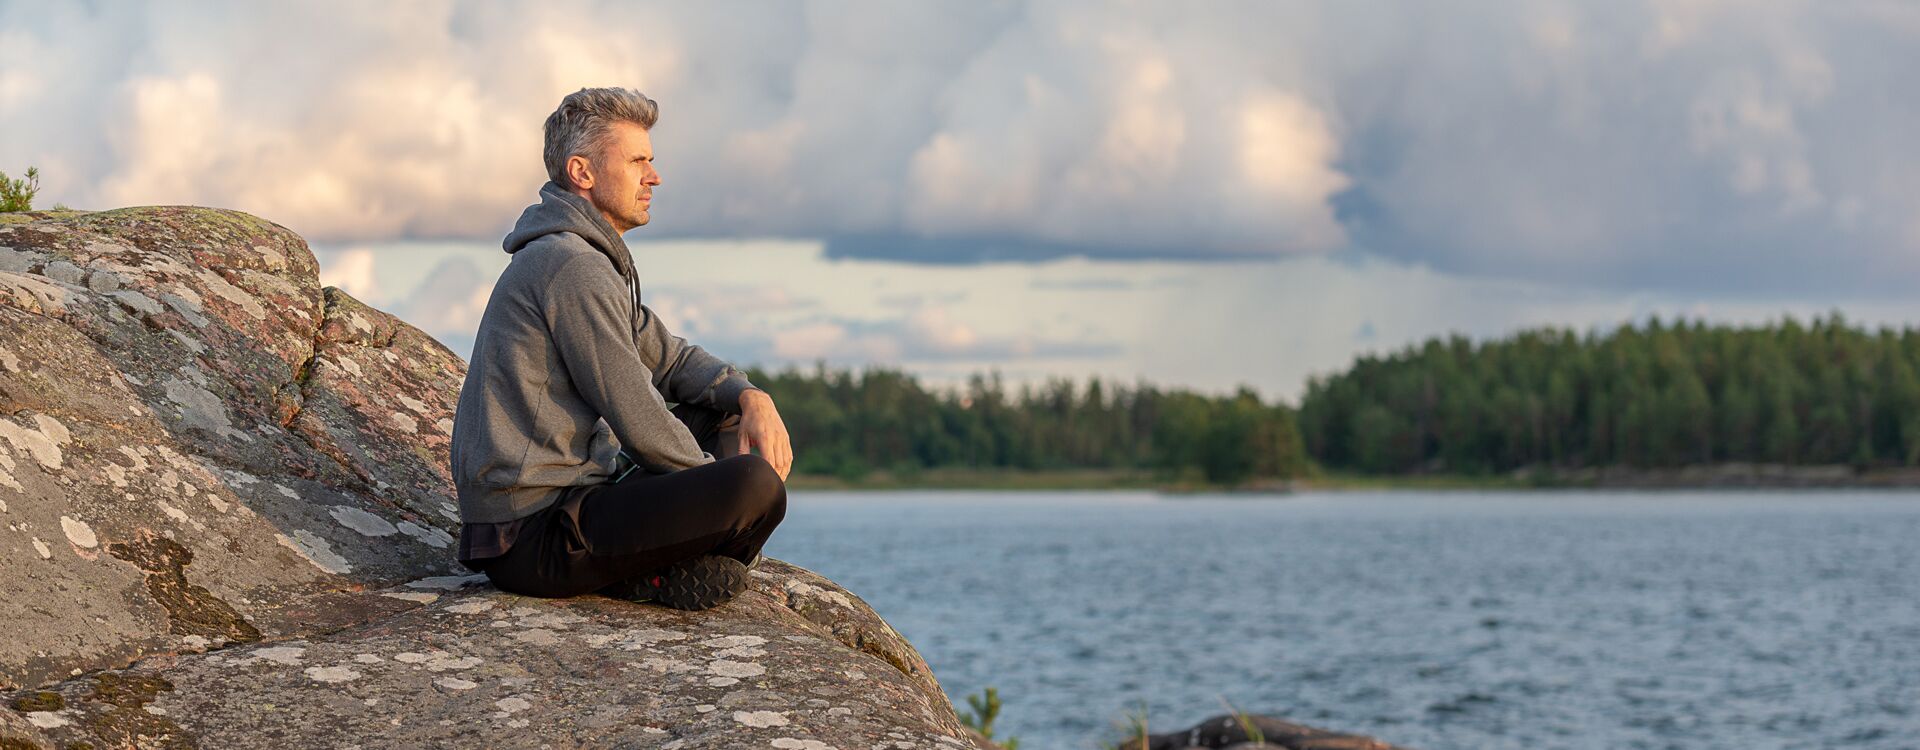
[450,181,759,524]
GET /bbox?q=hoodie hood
[503,180,644,331]
[504,180,634,272]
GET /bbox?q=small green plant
[1219,695,1266,745]
[1118,701,1150,750]
[0,166,38,212]
[958,686,1020,749]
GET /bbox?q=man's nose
[646,165,662,186]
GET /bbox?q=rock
[0,207,988,749]
[0,207,457,688]
[1123,713,1408,750]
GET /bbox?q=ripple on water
[767,489,1920,750]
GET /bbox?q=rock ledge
[0,207,984,749]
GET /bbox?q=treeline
[741,364,1307,484]
[1298,314,1920,475]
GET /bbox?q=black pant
[480,403,788,599]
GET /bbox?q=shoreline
[783,464,1920,492]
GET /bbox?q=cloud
[3,1,1916,299]
[753,312,1122,365]
[675,297,1121,370]
[1324,1,1920,296]
[1029,277,1134,291]
[641,282,818,341]
[318,247,380,302]
[390,256,493,341]
[874,291,967,310]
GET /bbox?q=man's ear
[565,153,595,190]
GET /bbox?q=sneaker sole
[628,555,749,611]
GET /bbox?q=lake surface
[761,490,1920,750]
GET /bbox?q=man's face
[582,120,661,233]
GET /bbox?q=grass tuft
[958,686,1020,749]
[1219,695,1266,745]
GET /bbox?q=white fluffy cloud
[3,0,1917,297]
[317,247,381,302]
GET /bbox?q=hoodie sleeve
[542,254,713,474]
[634,301,762,414]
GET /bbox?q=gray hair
[543,87,659,187]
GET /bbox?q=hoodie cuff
[712,372,762,415]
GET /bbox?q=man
[450,87,793,611]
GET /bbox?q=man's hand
[737,389,793,481]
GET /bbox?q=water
[761,490,1920,750]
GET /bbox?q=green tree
[0,166,38,212]
[1717,379,1759,461]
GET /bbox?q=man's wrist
[713,374,760,414]
[740,388,774,410]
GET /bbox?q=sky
[3,1,1918,402]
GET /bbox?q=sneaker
[614,555,749,611]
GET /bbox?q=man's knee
[714,454,785,522]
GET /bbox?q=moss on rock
[106,534,262,644]
[6,693,61,713]
[76,673,191,750]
